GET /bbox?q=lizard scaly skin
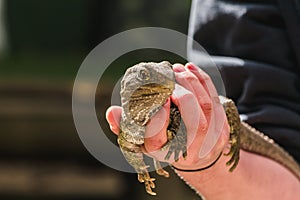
[220,96,300,179]
[119,61,187,195]
[118,61,300,196]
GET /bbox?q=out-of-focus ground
[0,0,203,199]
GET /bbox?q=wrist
[171,152,223,172]
[171,120,230,171]
[172,151,231,199]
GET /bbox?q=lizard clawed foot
[153,160,169,178]
[156,168,169,178]
[224,129,240,171]
[222,97,241,172]
[163,129,187,162]
[138,172,156,195]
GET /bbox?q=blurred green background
[0,0,203,199]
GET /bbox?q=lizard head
[121,61,175,92]
[120,61,175,126]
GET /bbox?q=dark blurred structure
[0,0,202,199]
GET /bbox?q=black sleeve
[187,0,300,162]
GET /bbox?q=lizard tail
[240,121,300,181]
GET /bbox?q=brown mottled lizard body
[118,61,300,196]
[220,96,300,178]
[119,61,187,195]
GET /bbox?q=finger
[185,63,227,158]
[105,106,122,135]
[144,86,206,163]
[174,65,213,120]
[172,63,185,72]
[171,84,207,148]
[185,62,219,98]
[144,99,170,153]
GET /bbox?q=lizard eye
[137,69,150,81]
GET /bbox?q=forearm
[174,150,300,200]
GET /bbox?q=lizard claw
[145,186,156,196]
[222,98,241,172]
[138,172,157,195]
[156,168,170,178]
[154,160,170,178]
[163,104,188,162]
[163,128,187,162]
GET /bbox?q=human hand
[106,63,229,170]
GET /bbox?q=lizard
[117,61,300,196]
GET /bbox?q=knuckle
[198,119,208,132]
[201,123,209,133]
[185,74,198,82]
[202,101,213,113]
[197,96,212,115]
[202,74,212,82]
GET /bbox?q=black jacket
[188,0,300,161]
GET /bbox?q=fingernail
[172,64,185,72]
[109,124,116,131]
[186,62,198,71]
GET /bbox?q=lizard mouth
[128,83,173,126]
[131,83,174,98]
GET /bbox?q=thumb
[144,98,171,153]
[105,106,122,135]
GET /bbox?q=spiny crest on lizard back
[120,61,175,126]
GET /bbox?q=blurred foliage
[5,0,89,54]
[0,0,191,82]
[0,54,81,83]
[0,1,195,199]
[101,49,187,83]
[4,0,191,54]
